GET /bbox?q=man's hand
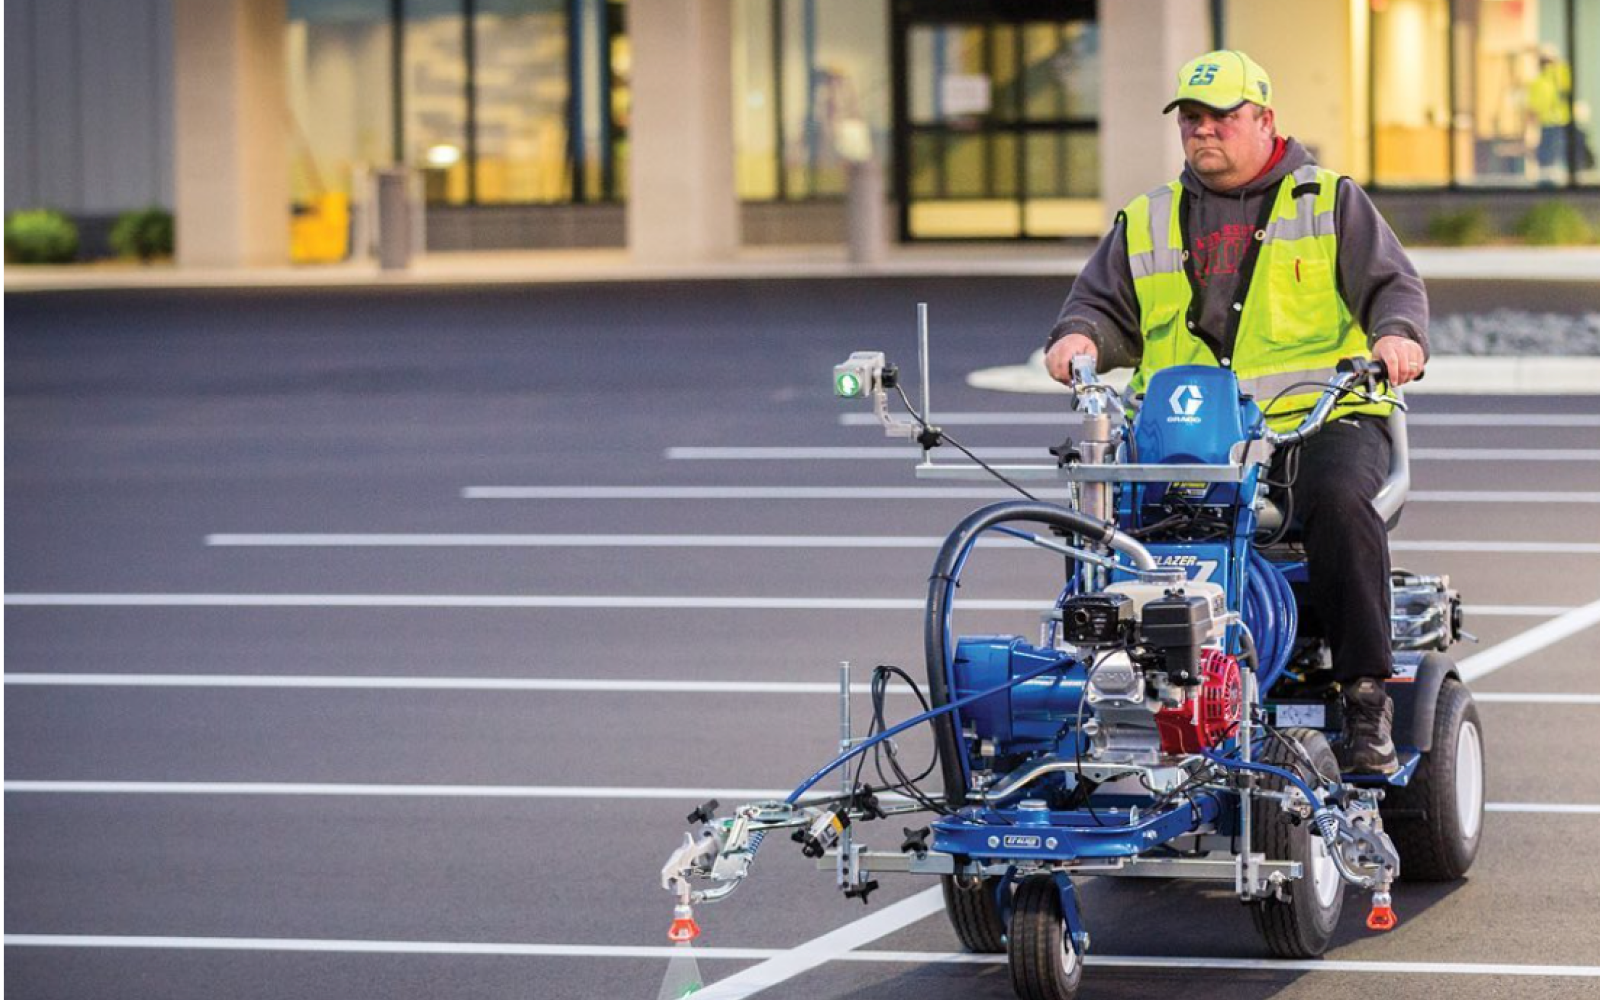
[1045,334,1098,385]
[1371,334,1426,387]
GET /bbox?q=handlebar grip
[1335,356,1390,383]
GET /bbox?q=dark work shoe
[1339,677,1399,775]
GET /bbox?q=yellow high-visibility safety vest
[1122,164,1392,433]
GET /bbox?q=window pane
[404,0,468,205]
[734,0,778,199]
[778,0,890,198]
[286,0,394,203]
[1026,132,1097,199]
[473,0,569,203]
[1578,0,1600,185]
[1453,0,1571,186]
[1373,0,1450,185]
[1020,21,1098,121]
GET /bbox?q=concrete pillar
[1098,0,1211,225]
[173,0,289,267]
[627,0,739,263]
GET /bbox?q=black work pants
[1274,414,1393,685]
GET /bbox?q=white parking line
[0,594,1571,614]
[5,671,1586,694]
[1,674,901,694]
[839,412,1600,429]
[202,533,1600,555]
[4,935,1598,977]
[1474,693,1600,704]
[3,781,1594,813]
[1458,597,1600,683]
[667,446,1600,462]
[462,486,1600,503]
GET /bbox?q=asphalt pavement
[6,278,1600,1000]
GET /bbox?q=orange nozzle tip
[668,917,701,943]
[1366,906,1398,931]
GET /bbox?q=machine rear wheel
[1249,727,1344,958]
[1007,875,1082,1000]
[941,874,1008,953]
[1382,678,1483,881]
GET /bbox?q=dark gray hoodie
[1047,138,1429,370]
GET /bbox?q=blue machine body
[926,365,1378,866]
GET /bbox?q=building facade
[6,0,1599,264]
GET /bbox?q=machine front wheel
[941,874,1008,953]
[1007,875,1082,1000]
[1249,727,1345,958]
[1382,678,1484,881]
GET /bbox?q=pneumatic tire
[940,874,1008,953]
[1007,875,1082,1000]
[1381,678,1483,881]
[1249,727,1345,958]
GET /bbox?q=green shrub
[109,206,175,261]
[1424,208,1492,247]
[1516,201,1596,245]
[4,208,80,264]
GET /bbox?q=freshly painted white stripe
[1,674,907,695]
[464,485,1600,504]
[687,887,946,1000]
[204,532,1600,555]
[5,936,1597,977]
[1,594,1567,615]
[462,485,1073,500]
[1459,597,1600,683]
[2,781,796,800]
[4,781,1592,815]
[668,446,1600,462]
[840,412,1600,429]
[1474,692,1600,704]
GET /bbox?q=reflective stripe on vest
[1122,165,1391,432]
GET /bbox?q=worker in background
[1042,51,1430,775]
[1528,44,1573,184]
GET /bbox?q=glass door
[893,1,1099,240]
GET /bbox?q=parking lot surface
[7,279,1600,999]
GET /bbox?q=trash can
[375,168,413,270]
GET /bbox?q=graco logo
[1003,835,1043,849]
[1168,384,1204,422]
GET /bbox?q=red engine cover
[1155,648,1243,754]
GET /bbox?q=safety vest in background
[1122,164,1392,433]
[1529,60,1573,128]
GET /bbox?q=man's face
[1177,102,1276,191]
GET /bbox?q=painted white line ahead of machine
[462,486,1600,503]
[838,412,1600,428]
[5,935,1599,978]
[686,887,947,1000]
[1458,597,1600,683]
[0,594,1572,614]
[4,782,1596,814]
[666,446,1600,462]
[6,670,1588,694]
[200,533,1600,556]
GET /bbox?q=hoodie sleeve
[1334,178,1431,359]
[1045,217,1145,372]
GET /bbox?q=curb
[968,351,1600,396]
[6,248,1600,293]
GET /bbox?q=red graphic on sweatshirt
[1192,224,1252,286]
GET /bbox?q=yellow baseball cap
[1164,50,1273,114]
